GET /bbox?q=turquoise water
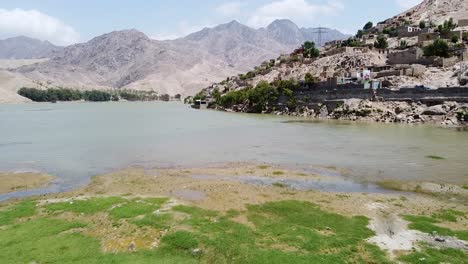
[0,102,467,196]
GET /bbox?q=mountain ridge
[2,20,349,99]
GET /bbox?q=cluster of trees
[217,81,278,113]
[18,88,115,102]
[215,78,305,113]
[18,88,175,102]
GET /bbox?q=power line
[311,26,329,47]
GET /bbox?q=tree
[247,81,278,113]
[419,21,426,29]
[302,41,320,58]
[341,38,360,47]
[463,32,468,42]
[363,21,373,30]
[304,73,318,85]
[452,34,459,43]
[423,39,449,58]
[159,94,170,101]
[437,18,457,34]
[356,30,364,39]
[174,94,182,100]
[374,35,388,49]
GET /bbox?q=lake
[0,102,467,198]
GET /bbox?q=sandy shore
[0,172,54,194]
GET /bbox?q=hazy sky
[0,0,423,45]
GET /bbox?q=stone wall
[388,48,423,65]
[288,86,468,103]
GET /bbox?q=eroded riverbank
[1,164,466,263]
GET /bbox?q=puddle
[191,174,394,193]
[171,189,206,201]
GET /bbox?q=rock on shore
[271,100,468,126]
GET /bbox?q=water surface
[1,102,467,198]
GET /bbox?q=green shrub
[218,89,247,108]
[363,21,373,30]
[246,81,278,113]
[424,39,449,57]
[437,18,457,34]
[374,35,388,49]
[302,41,320,58]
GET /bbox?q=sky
[0,0,423,46]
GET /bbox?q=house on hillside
[396,26,422,37]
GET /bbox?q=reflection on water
[0,102,467,197]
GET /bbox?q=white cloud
[0,8,79,45]
[247,0,344,28]
[215,2,243,17]
[395,0,422,10]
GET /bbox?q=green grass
[272,182,288,188]
[161,231,199,251]
[0,200,36,225]
[132,213,172,229]
[0,217,197,264]
[45,197,126,214]
[172,200,391,264]
[432,209,467,222]
[403,215,468,240]
[399,245,467,264]
[272,171,285,175]
[462,185,468,190]
[110,201,160,219]
[425,155,446,160]
[257,165,269,169]
[9,197,453,263]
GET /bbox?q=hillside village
[192,14,468,126]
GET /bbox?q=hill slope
[389,0,468,25]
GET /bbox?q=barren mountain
[389,0,468,25]
[0,36,62,59]
[3,20,347,100]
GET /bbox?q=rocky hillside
[190,0,468,126]
[0,36,62,59]
[3,20,347,99]
[388,0,468,26]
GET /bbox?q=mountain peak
[267,19,299,29]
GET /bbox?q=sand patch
[0,172,54,194]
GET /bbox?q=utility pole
[311,26,329,47]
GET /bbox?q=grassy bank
[0,165,466,263]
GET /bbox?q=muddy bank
[0,172,55,194]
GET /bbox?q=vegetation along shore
[1,164,467,263]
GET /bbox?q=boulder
[422,105,447,115]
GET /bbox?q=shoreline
[0,172,55,195]
[213,99,468,127]
[1,163,466,262]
